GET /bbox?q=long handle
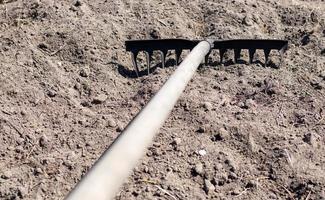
[65,40,213,200]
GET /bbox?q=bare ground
[0,0,325,199]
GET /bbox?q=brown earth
[0,0,325,199]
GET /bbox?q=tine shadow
[110,58,178,79]
[112,57,277,79]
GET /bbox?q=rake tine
[145,51,152,75]
[175,49,182,65]
[220,48,226,64]
[205,51,211,66]
[131,51,139,77]
[160,50,167,68]
[234,49,241,63]
[264,49,271,66]
[249,49,256,64]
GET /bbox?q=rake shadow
[113,58,278,79]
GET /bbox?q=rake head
[125,39,288,77]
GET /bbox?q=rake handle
[65,40,213,200]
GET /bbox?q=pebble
[34,167,43,175]
[1,171,12,179]
[301,34,310,46]
[79,68,90,77]
[225,159,237,172]
[107,118,116,127]
[204,179,215,194]
[320,71,325,79]
[116,124,123,132]
[172,137,182,146]
[39,135,48,148]
[310,79,322,89]
[246,180,257,188]
[242,15,253,26]
[194,163,204,175]
[198,149,207,156]
[74,0,82,7]
[92,94,107,104]
[228,172,238,180]
[47,89,57,97]
[197,126,205,133]
[218,127,229,140]
[202,102,213,111]
[303,133,317,147]
[245,99,255,108]
[231,187,242,195]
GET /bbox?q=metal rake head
[125,39,288,77]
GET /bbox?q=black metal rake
[125,39,288,77]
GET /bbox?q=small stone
[320,71,325,79]
[34,167,43,175]
[193,163,204,176]
[246,180,257,188]
[228,172,238,180]
[107,119,116,127]
[197,126,205,133]
[92,94,107,104]
[204,179,215,194]
[38,43,48,50]
[198,149,207,156]
[212,127,229,142]
[301,34,310,46]
[245,99,255,108]
[310,12,318,22]
[116,124,123,132]
[74,0,82,7]
[310,80,323,90]
[47,89,57,97]
[79,68,90,77]
[231,187,241,195]
[20,110,27,116]
[39,135,48,148]
[225,159,236,172]
[202,102,213,111]
[242,16,253,26]
[303,133,317,147]
[1,171,12,179]
[143,166,149,173]
[172,137,181,146]
[237,102,245,108]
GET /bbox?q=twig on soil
[25,144,37,160]
[235,188,248,197]
[157,19,167,26]
[283,149,294,168]
[49,44,66,56]
[154,185,178,200]
[305,190,311,200]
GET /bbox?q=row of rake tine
[125,39,288,77]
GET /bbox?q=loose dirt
[0,0,324,199]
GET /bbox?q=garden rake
[126,39,288,76]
